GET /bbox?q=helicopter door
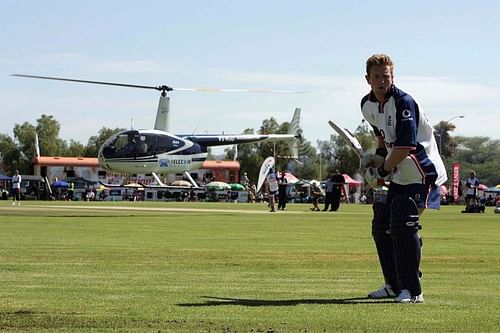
[149,134,186,155]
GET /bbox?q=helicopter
[12,74,303,185]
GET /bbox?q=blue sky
[1,0,499,151]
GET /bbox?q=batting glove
[360,148,387,170]
[365,167,386,187]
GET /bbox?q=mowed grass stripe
[0,201,499,332]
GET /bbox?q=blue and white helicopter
[12,74,302,187]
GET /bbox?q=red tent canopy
[283,172,299,183]
[342,174,362,185]
[478,184,488,191]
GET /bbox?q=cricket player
[361,54,447,303]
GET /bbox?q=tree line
[0,115,124,174]
[1,114,499,187]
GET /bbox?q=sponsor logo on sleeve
[401,109,413,121]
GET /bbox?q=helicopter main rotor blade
[11,74,171,91]
[173,87,305,93]
[11,74,305,93]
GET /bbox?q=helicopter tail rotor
[287,108,302,159]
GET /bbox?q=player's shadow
[178,296,394,307]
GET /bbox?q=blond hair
[366,54,394,75]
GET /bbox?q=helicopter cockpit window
[101,131,192,158]
[101,130,150,158]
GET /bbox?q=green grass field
[0,201,499,332]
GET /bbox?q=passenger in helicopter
[137,135,148,154]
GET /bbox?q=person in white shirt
[11,170,21,206]
[465,171,480,208]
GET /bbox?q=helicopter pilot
[124,133,148,156]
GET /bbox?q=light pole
[319,153,322,180]
[439,115,465,155]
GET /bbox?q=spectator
[465,171,480,209]
[241,172,250,190]
[266,168,278,212]
[277,171,288,210]
[11,170,21,206]
[322,173,335,211]
[310,181,323,211]
[331,170,346,211]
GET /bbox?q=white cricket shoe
[394,289,424,303]
[368,284,397,299]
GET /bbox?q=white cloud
[209,69,500,142]
[2,64,499,148]
[81,59,162,74]
[2,52,165,77]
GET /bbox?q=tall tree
[12,115,70,173]
[317,135,359,175]
[224,116,313,183]
[452,136,500,186]
[256,117,282,161]
[84,127,125,157]
[0,134,21,174]
[65,139,86,157]
[36,114,66,156]
[229,128,262,184]
[12,121,36,171]
[434,120,458,158]
[290,135,317,180]
[317,122,376,179]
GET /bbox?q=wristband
[375,148,388,158]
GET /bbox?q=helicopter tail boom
[180,107,302,149]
